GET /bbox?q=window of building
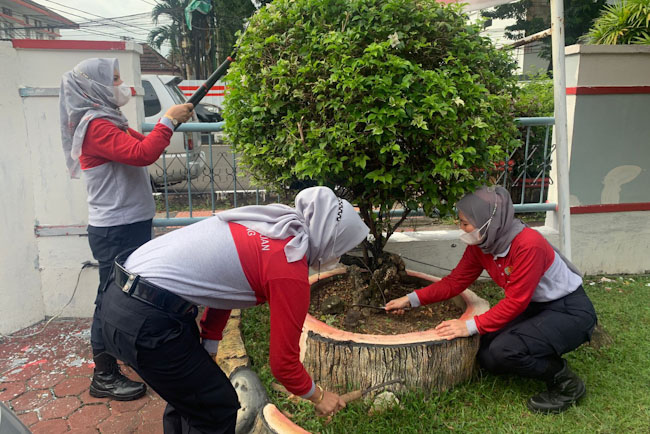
[2,7,12,16]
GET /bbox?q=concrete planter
[300,268,490,394]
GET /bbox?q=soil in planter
[309,268,464,335]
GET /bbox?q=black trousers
[87,219,152,353]
[477,286,597,380]
[97,278,240,433]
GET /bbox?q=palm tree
[149,0,194,77]
[148,0,274,78]
[148,23,188,77]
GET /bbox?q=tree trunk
[300,269,490,394]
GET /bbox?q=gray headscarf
[59,58,129,178]
[217,186,370,266]
[456,185,526,256]
[457,185,582,276]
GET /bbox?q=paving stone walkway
[0,318,166,433]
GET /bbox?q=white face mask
[113,84,131,106]
[459,201,498,245]
[459,221,489,245]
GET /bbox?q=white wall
[0,42,44,335]
[0,40,144,334]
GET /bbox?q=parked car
[141,74,205,186]
[195,103,223,123]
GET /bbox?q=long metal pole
[550,0,572,258]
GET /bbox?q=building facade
[0,0,77,40]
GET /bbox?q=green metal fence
[143,117,556,227]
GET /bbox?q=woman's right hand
[310,388,346,417]
[385,296,411,315]
[164,103,194,124]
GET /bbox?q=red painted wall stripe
[566,86,650,95]
[179,85,226,90]
[570,203,650,214]
[11,39,127,51]
[183,93,225,97]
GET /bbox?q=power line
[40,0,154,33]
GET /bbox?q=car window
[166,82,187,104]
[143,80,162,117]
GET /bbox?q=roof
[140,43,184,77]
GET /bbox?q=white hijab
[217,187,370,266]
[59,58,129,178]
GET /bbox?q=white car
[141,74,205,186]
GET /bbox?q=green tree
[224,0,520,266]
[581,0,650,45]
[149,0,271,78]
[483,0,607,61]
[149,0,194,76]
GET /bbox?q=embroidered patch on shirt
[504,266,513,276]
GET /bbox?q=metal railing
[508,117,556,212]
[144,117,556,227]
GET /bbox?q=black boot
[527,359,586,414]
[90,352,147,401]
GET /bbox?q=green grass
[241,274,650,433]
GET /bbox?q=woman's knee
[478,333,528,373]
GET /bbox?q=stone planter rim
[303,267,490,347]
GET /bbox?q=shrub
[581,0,650,45]
[224,0,520,263]
[514,72,553,118]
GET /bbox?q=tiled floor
[0,318,166,433]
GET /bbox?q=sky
[41,0,173,55]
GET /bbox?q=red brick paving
[96,411,143,434]
[0,318,165,433]
[0,380,26,401]
[67,405,110,429]
[30,418,70,434]
[28,372,66,390]
[10,389,53,412]
[40,396,82,419]
[17,410,40,426]
[55,377,91,397]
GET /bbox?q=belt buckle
[122,274,137,294]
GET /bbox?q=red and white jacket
[80,118,172,227]
[124,217,315,398]
[407,228,582,335]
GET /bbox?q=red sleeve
[267,277,313,396]
[80,118,173,168]
[199,308,232,341]
[127,127,146,141]
[474,245,546,334]
[414,246,484,305]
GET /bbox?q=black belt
[113,259,195,315]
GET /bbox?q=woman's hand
[385,296,411,315]
[165,103,194,124]
[309,387,346,417]
[434,319,469,340]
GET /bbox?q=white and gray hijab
[59,58,129,178]
[217,186,370,267]
[457,185,582,275]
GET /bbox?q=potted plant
[223,0,519,392]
